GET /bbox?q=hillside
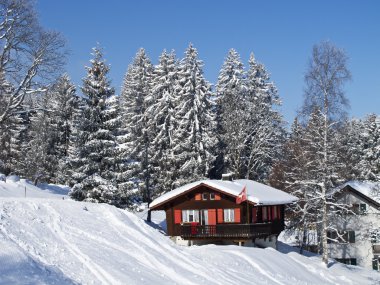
[0,179,379,285]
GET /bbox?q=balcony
[180,221,283,240]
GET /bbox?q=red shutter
[195,193,201,200]
[215,193,221,200]
[277,206,281,220]
[217,209,224,223]
[252,207,257,223]
[208,209,216,225]
[268,207,272,221]
[272,206,276,220]
[174,210,181,224]
[234,208,241,223]
[262,206,267,221]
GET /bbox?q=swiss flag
[236,185,247,204]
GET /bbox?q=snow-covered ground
[0,177,69,199]
[0,178,379,285]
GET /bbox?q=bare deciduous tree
[0,0,66,125]
[301,41,351,264]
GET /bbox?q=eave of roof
[149,182,253,210]
[150,179,298,210]
[334,184,380,210]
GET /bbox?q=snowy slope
[0,178,69,199]
[0,182,379,285]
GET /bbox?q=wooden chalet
[150,176,298,247]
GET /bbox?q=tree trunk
[321,103,329,265]
[300,219,308,254]
[321,184,329,264]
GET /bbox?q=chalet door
[200,210,208,225]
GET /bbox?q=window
[202,193,208,200]
[224,209,235,222]
[327,230,355,243]
[210,193,215,200]
[371,231,380,244]
[182,210,199,223]
[352,203,367,215]
[335,258,357,266]
[373,258,379,271]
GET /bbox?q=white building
[329,181,380,270]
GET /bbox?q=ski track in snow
[104,209,237,285]
[0,202,76,285]
[45,204,120,285]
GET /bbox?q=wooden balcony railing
[180,222,282,239]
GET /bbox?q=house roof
[150,179,298,209]
[332,181,380,209]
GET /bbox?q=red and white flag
[236,185,247,204]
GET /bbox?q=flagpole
[247,197,249,224]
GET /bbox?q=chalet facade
[150,178,297,248]
[329,182,380,271]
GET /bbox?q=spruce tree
[21,92,57,184]
[147,50,179,194]
[360,114,380,181]
[244,53,284,181]
[69,47,119,204]
[49,75,81,184]
[120,48,153,202]
[337,118,364,181]
[0,72,25,175]
[215,49,246,177]
[173,44,217,186]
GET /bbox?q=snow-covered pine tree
[244,53,284,181]
[48,75,81,184]
[147,50,179,195]
[336,118,364,181]
[215,49,247,178]
[360,114,380,181]
[119,48,153,202]
[66,97,86,187]
[20,91,58,184]
[20,75,80,184]
[103,94,126,206]
[69,47,119,205]
[173,44,217,186]
[0,72,25,175]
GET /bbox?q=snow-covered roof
[150,179,298,209]
[337,181,380,204]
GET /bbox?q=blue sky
[37,0,380,124]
